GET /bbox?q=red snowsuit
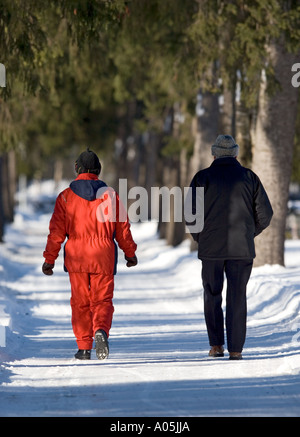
[43,173,137,350]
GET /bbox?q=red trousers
[69,272,114,350]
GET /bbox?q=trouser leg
[225,259,253,353]
[89,273,114,338]
[201,260,225,347]
[69,272,93,350]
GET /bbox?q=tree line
[0,0,299,266]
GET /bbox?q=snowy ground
[0,181,300,418]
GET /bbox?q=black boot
[74,349,91,360]
[95,330,109,360]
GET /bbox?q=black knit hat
[75,148,101,175]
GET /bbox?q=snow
[0,181,300,417]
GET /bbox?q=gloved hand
[42,262,54,276]
[125,255,138,268]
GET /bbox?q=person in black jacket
[187,135,273,360]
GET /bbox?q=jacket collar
[210,157,241,167]
[74,173,99,181]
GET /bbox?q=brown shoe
[209,345,224,357]
[229,352,242,360]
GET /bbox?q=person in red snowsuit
[42,149,137,360]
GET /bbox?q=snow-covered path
[1,195,300,417]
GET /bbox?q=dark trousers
[201,259,253,353]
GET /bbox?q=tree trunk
[54,158,63,191]
[252,40,299,266]
[188,90,219,251]
[221,75,237,139]
[144,131,160,219]
[158,104,187,246]
[190,90,219,176]
[164,155,185,247]
[2,151,16,223]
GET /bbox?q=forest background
[0,0,300,267]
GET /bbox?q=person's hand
[42,262,54,276]
[125,255,138,268]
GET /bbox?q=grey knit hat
[211,135,239,158]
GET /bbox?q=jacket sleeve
[114,192,137,257]
[253,176,273,237]
[43,192,67,264]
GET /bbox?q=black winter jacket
[187,157,273,260]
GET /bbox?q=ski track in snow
[1,184,300,417]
